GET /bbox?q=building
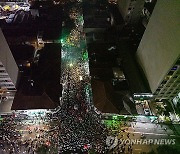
[117,0,145,24]
[0,28,18,108]
[0,28,18,92]
[136,0,180,101]
[83,1,137,115]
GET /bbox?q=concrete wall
[0,28,18,86]
[136,0,180,93]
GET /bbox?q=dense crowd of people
[0,1,135,154]
[0,1,109,153]
[58,1,110,152]
[0,111,136,153]
[0,113,60,154]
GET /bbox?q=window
[0,70,6,73]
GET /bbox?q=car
[18,4,30,11]
[144,109,150,115]
[5,14,15,23]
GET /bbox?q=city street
[0,1,180,154]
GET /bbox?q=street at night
[0,0,180,154]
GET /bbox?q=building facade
[136,0,180,101]
[117,0,145,24]
[0,28,18,92]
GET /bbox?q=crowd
[0,1,135,154]
[0,1,109,153]
[0,113,60,154]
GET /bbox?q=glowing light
[79,76,83,81]
[69,63,73,67]
[82,51,88,61]
[60,39,64,43]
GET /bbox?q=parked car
[144,109,150,115]
[5,14,15,23]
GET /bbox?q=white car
[5,14,15,23]
[144,109,150,115]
